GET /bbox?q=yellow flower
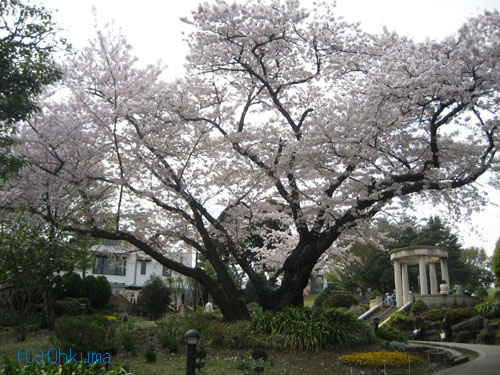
[340,351,422,368]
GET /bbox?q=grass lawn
[0,328,453,375]
[303,294,317,307]
[488,288,499,297]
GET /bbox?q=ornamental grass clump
[339,351,423,368]
[251,306,372,351]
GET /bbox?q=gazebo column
[429,262,438,294]
[440,258,450,288]
[402,263,410,305]
[394,260,403,307]
[418,256,429,295]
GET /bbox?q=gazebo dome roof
[390,246,448,265]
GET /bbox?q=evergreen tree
[493,238,500,286]
[138,275,171,319]
[0,0,67,181]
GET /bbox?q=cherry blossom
[2,1,498,318]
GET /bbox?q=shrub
[385,312,413,332]
[55,297,92,316]
[119,323,138,354]
[251,307,372,351]
[375,329,407,343]
[475,300,500,318]
[410,300,428,315]
[138,275,171,319]
[322,294,358,309]
[62,272,83,298]
[95,276,112,308]
[369,290,382,300]
[313,289,331,308]
[54,315,118,355]
[81,276,99,308]
[203,320,257,350]
[164,309,218,335]
[475,285,488,298]
[494,290,500,300]
[156,319,182,350]
[339,351,422,368]
[422,307,478,324]
[247,302,262,314]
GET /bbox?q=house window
[140,262,147,275]
[93,256,126,276]
[162,266,171,276]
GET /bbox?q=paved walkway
[413,341,500,375]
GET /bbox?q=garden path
[414,341,500,375]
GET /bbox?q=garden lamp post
[184,329,201,375]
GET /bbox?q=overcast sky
[36,0,500,254]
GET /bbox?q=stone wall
[414,294,479,309]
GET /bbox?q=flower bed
[339,351,422,368]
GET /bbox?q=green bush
[156,319,182,350]
[54,315,118,355]
[251,307,372,351]
[410,300,428,315]
[0,356,129,375]
[474,286,488,298]
[118,322,138,354]
[322,294,358,309]
[55,297,92,316]
[422,307,478,324]
[81,276,99,308]
[95,276,112,308]
[247,302,262,314]
[369,290,382,300]
[313,289,331,308]
[375,329,407,342]
[138,275,171,319]
[62,272,83,298]
[475,300,500,318]
[385,312,413,332]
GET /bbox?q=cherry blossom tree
[1,1,499,320]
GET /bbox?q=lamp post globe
[184,329,201,345]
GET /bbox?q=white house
[85,240,194,304]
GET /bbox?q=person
[204,301,213,313]
[441,316,452,342]
[177,301,185,314]
[439,281,449,295]
[412,313,425,340]
[384,292,394,306]
[454,283,463,295]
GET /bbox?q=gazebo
[390,246,450,307]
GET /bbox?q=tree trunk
[201,275,250,320]
[42,291,55,330]
[258,242,323,311]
